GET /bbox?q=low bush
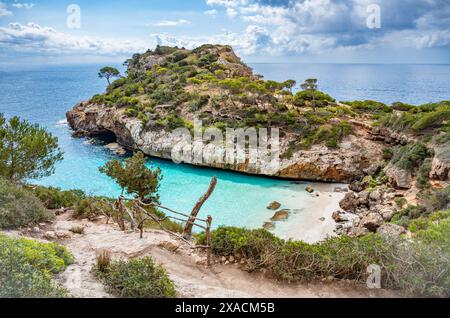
[392,186,450,227]
[74,197,114,220]
[95,257,176,298]
[198,226,449,296]
[390,143,430,171]
[0,235,72,298]
[392,102,415,112]
[343,100,392,115]
[416,159,432,189]
[28,185,85,209]
[0,178,51,229]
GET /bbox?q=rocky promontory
[67,44,386,183]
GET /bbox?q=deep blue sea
[1,63,449,237]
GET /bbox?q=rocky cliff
[67,101,383,182]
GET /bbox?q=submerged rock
[305,186,315,193]
[270,210,290,222]
[267,201,281,210]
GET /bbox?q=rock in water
[305,186,315,193]
[270,210,290,221]
[267,201,281,210]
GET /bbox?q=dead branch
[183,177,217,240]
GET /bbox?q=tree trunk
[182,177,217,240]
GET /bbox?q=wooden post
[206,215,213,267]
[182,177,217,240]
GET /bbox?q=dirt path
[31,213,397,298]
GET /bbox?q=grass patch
[94,256,176,298]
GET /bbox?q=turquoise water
[1,63,449,235]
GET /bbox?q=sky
[0,0,450,66]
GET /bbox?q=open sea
[1,63,449,237]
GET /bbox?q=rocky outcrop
[384,163,412,189]
[377,224,406,238]
[430,143,450,181]
[67,102,385,183]
[335,187,399,236]
[369,126,417,145]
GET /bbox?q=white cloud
[0,22,147,55]
[204,9,218,16]
[153,19,191,27]
[206,0,248,8]
[204,0,450,54]
[226,8,238,18]
[0,1,12,16]
[12,2,35,9]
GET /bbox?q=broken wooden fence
[105,177,217,267]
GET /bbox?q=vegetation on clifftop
[89,45,354,151]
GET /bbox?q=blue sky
[1,0,450,66]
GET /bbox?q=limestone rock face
[67,103,385,183]
[377,224,406,238]
[361,213,384,232]
[384,163,412,189]
[430,144,450,181]
[339,192,359,212]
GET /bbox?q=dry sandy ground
[6,212,397,299]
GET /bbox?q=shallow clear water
[1,63,449,236]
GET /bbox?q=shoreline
[271,183,346,243]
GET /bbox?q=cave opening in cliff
[95,130,117,144]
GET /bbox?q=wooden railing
[108,177,217,266]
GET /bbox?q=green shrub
[392,102,415,112]
[198,226,449,296]
[294,90,335,108]
[74,197,114,220]
[95,257,176,298]
[28,185,85,209]
[418,185,450,213]
[0,235,72,298]
[411,109,450,132]
[416,159,432,189]
[0,178,51,229]
[390,143,430,171]
[343,100,392,115]
[392,186,450,227]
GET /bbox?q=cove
[35,129,345,242]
